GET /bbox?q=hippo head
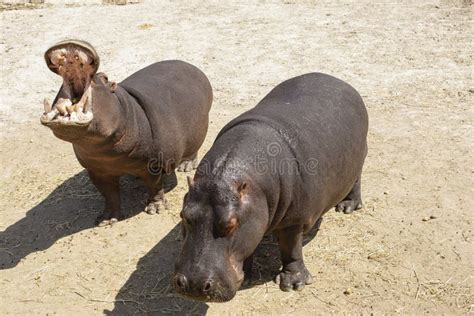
[40,40,117,142]
[174,176,268,302]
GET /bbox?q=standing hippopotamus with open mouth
[174,73,368,301]
[40,40,212,226]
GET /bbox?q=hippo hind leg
[336,176,363,214]
[274,226,313,292]
[177,154,199,172]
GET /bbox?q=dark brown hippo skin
[174,73,368,301]
[40,40,212,226]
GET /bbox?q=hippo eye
[214,216,239,238]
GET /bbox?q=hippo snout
[173,271,237,302]
[173,273,214,296]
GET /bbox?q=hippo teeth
[41,87,93,125]
[56,102,68,115]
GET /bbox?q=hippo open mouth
[41,40,99,126]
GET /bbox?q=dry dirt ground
[0,0,473,314]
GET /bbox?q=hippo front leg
[274,226,313,292]
[88,171,121,226]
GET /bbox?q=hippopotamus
[173,73,368,301]
[40,40,212,226]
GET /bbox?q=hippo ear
[187,176,195,189]
[110,81,117,92]
[237,182,248,198]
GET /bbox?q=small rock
[383,191,389,195]
[343,288,352,295]
[422,215,437,222]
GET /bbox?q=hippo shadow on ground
[107,224,209,315]
[108,220,323,315]
[0,170,148,270]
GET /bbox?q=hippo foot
[274,267,313,292]
[177,157,198,172]
[144,198,168,215]
[335,200,363,214]
[96,212,121,227]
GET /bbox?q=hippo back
[117,60,213,166]
[216,73,368,227]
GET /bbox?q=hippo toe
[335,200,363,214]
[144,197,168,215]
[177,156,199,172]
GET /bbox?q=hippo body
[174,73,368,301]
[41,41,212,225]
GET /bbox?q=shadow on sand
[106,224,209,315]
[0,170,147,269]
[0,168,322,313]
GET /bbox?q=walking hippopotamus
[174,73,368,301]
[40,40,213,226]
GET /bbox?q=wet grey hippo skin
[174,73,368,301]
[41,40,213,226]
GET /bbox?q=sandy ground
[0,0,473,314]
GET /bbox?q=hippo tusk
[82,91,91,113]
[43,98,52,113]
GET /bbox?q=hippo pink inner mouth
[41,44,96,126]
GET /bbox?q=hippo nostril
[203,280,212,293]
[174,274,188,292]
